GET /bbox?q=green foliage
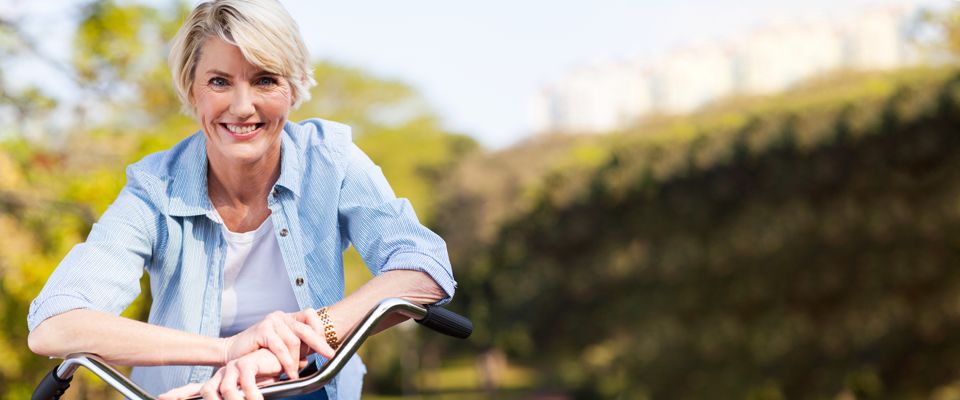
[440,70,960,397]
[74,0,154,81]
[292,62,436,137]
[357,119,477,224]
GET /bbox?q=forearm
[28,308,225,367]
[328,270,446,339]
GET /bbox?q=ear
[185,85,199,117]
[188,80,199,106]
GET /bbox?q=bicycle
[32,298,473,400]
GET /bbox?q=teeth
[226,124,258,134]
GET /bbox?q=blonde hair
[168,0,316,116]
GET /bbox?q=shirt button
[279,228,289,237]
[295,277,305,286]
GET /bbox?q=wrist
[218,337,230,366]
[317,307,341,351]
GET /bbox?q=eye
[255,76,279,86]
[208,77,228,87]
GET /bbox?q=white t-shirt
[217,214,300,338]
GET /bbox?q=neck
[208,164,279,208]
[206,147,281,209]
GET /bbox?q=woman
[26,1,456,399]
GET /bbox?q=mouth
[220,122,266,139]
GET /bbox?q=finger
[265,331,298,380]
[291,309,306,321]
[291,317,330,357]
[201,369,225,400]
[293,309,318,354]
[295,308,318,326]
[219,362,243,400]
[261,313,299,378]
[239,371,262,400]
[273,314,303,378]
[159,383,203,400]
[238,357,264,400]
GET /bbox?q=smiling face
[191,37,293,168]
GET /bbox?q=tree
[0,1,477,398]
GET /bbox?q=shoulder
[124,132,204,203]
[283,118,363,175]
[128,133,200,178]
[285,118,353,150]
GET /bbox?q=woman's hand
[158,348,289,400]
[222,311,326,380]
[158,308,336,400]
[290,308,345,359]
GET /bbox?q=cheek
[194,92,227,121]
[261,90,293,117]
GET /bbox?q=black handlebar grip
[416,305,473,339]
[32,364,73,400]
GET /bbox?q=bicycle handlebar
[417,304,473,339]
[32,298,473,400]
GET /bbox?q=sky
[282,0,949,148]
[1,0,952,148]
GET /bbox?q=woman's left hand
[223,310,326,380]
[158,308,346,400]
[158,348,290,400]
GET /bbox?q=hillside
[436,67,960,398]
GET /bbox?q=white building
[534,59,652,133]
[843,5,917,70]
[732,21,845,95]
[532,4,924,135]
[653,44,734,113]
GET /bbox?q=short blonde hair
[168,0,316,116]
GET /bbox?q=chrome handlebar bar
[33,298,472,400]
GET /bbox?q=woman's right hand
[222,311,326,380]
[159,348,284,400]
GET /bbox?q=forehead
[196,37,264,75]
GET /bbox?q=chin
[225,146,270,164]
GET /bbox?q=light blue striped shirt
[27,118,457,399]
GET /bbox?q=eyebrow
[205,69,233,77]
[204,68,276,77]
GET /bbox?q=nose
[229,83,256,119]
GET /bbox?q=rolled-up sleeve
[27,166,159,331]
[337,143,456,303]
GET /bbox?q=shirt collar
[275,122,304,198]
[167,124,303,217]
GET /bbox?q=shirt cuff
[380,251,457,305]
[27,293,94,332]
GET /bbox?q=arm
[26,166,320,377]
[29,307,320,377]
[28,309,225,366]
[27,167,168,363]
[313,142,457,349]
[306,270,446,354]
[28,274,437,369]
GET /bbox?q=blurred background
[3,0,960,398]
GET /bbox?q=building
[532,4,924,135]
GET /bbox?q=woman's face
[191,37,293,167]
